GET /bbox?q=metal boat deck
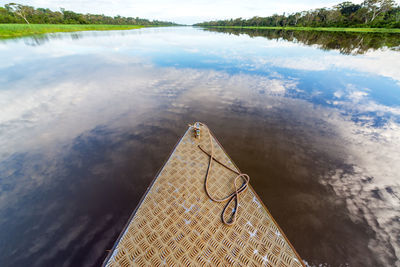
[104,124,304,266]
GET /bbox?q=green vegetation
[195,0,400,29]
[0,3,177,25]
[0,24,146,38]
[204,27,400,54]
[0,2,178,38]
[201,26,400,33]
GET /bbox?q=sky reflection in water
[0,27,399,266]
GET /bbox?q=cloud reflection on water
[0,28,399,266]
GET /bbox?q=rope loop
[192,122,250,226]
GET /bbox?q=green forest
[204,27,400,54]
[195,0,400,28]
[0,3,177,25]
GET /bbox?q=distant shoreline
[196,26,400,33]
[0,24,150,38]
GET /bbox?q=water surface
[0,27,399,266]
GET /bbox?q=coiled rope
[191,122,250,226]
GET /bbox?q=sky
[8,0,365,24]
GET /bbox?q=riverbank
[198,25,400,33]
[0,24,147,38]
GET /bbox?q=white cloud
[348,90,368,102]
[228,43,400,82]
[0,57,295,159]
[321,117,400,266]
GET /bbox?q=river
[0,26,399,266]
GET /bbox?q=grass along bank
[199,26,400,33]
[0,24,147,38]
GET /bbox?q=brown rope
[193,122,250,226]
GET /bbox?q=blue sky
[13,0,365,24]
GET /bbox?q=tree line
[204,27,400,54]
[195,1,400,28]
[0,3,178,25]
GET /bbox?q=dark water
[0,27,399,267]
[203,27,400,55]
